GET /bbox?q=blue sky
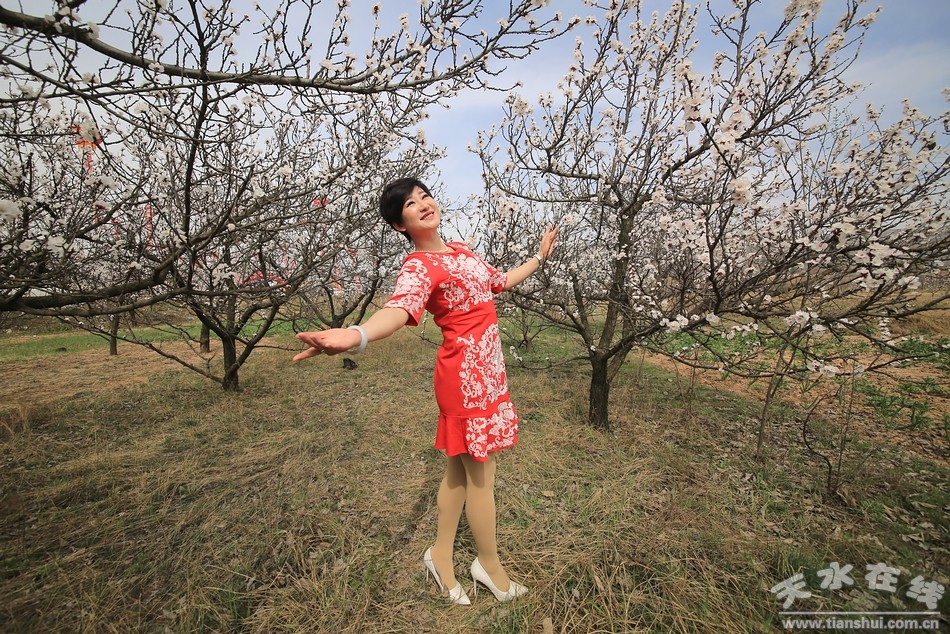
[423,0,950,203]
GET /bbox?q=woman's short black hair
[379,178,432,243]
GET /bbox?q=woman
[293,178,558,605]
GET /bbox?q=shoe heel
[424,547,444,592]
[424,547,471,606]
[470,557,527,603]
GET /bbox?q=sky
[422,0,950,206]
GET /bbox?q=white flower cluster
[46,236,67,255]
[0,199,21,222]
[211,263,237,285]
[785,310,818,327]
[86,174,119,190]
[806,359,840,378]
[505,93,533,117]
[660,314,689,332]
[730,177,752,205]
[74,116,100,143]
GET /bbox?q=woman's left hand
[539,225,559,260]
[293,328,362,360]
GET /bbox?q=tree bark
[588,354,611,431]
[108,314,119,356]
[221,335,240,392]
[199,323,211,354]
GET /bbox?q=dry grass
[0,328,947,633]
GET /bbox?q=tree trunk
[755,343,791,462]
[588,354,611,431]
[108,314,119,356]
[199,323,211,353]
[221,335,240,391]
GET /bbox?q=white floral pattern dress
[383,242,518,461]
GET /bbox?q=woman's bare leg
[429,454,466,590]
[460,453,512,591]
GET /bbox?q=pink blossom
[730,177,752,204]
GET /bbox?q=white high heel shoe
[470,557,528,602]
[424,547,471,605]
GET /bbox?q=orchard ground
[0,312,947,633]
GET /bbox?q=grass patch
[0,331,113,362]
[0,317,311,364]
[0,327,947,632]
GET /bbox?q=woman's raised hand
[539,225,559,261]
[293,328,362,361]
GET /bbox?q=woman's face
[393,186,440,238]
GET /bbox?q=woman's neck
[411,234,450,252]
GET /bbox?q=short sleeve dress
[383,242,518,462]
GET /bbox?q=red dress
[383,242,518,461]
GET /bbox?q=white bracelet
[533,254,544,266]
[347,325,367,353]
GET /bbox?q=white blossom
[46,235,66,255]
[716,130,737,153]
[898,275,921,290]
[868,242,898,265]
[820,364,840,378]
[509,95,532,116]
[0,199,21,222]
[827,162,848,178]
[90,175,118,190]
[784,310,816,327]
[661,314,689,332]
[729,177,752,205]
[75,118,100,143]
[831,221,857,237]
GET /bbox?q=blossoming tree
[0,0,567,316]
[475,0,950,430]
[0,0,571,389]
[103,94,440,391]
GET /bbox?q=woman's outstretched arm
[293,307,410,361]
[503,226,559,291]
